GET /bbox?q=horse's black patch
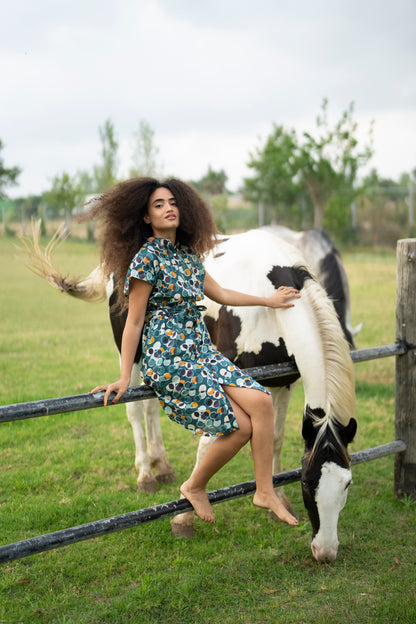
[302,405,355,468]
[267,265,313,291]
[234,340,299,388]
[301,453,320,537]
[204,308,239,362]
[204,307,300,388]
[302,407,326,448]
[319,253,354,347]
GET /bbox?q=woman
[87,177,300,526]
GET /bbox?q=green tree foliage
[245,99,374,236]
[190,166,229,231]
[42,172,83,235]
[358,168,415,243]
[301,99,373,230]
[0,139,22,235]
[192,166,228,196]
[0,139,21,199]
[93,119,119,192]
[245,125,302,225]
[245,125,300,205]
[12,195,41,235]
[129,119,162,178]
[76,169,95,197]
[399,168,416,187]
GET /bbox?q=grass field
[0,236,415,624]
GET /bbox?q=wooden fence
[0,238,415,563]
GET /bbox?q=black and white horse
[28,225,357,562]
[192,229,357,561]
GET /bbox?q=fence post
[395,239,416,499]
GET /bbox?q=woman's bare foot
[180,481,216,524]
[253,491,298,526]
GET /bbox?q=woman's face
[144,187,180,240]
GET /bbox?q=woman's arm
[204,271,301,309]
[90,278,153,406]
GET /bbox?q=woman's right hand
[89,378,130,406]
[89,278,151,407]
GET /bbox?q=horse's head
[301,409,357,562]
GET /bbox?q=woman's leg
[180,396,252,523]
[223,386,298,526]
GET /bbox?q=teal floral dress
[124,237,268,437]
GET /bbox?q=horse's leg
[270,385,297,518]
[144,400,176,485]
[170,436,215,537]
[126,362,157,493]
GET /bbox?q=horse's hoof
[137,479,157,494]
[155,470,177,484]
[170,520,195,538]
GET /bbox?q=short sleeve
[124,245,159,297]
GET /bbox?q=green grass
[1,237,415,624]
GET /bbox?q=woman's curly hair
[80,177,218,307]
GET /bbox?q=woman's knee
[257,391,273,414]
[236,416,252,441]
[231,405,252,441]
[224,385,273,418]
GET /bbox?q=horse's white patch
[312,462,352,562]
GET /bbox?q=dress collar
[148,236,181,250]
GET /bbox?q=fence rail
[0,441,406,564]
[0,342,408,424]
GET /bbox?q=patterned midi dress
[124,237,269,437]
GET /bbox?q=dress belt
[147,304,207,318]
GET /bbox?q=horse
[26,224,357,561]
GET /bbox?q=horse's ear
[302,415,318,447]
[340,417,357,446]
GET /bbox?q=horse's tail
[21,220,107,303]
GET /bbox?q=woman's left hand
[267,286,301,308]
[89,378,130,406]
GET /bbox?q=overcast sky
[1,0,415,198]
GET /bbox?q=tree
[244,100,374,232]
[360,168,415,242]
[93,119,119,192]
[192,166,228,196]
[13,195,41,236]
[76,169,95,197]
[129,119,162,178]
[0,139,21,199]
[244,125,302,225]
[190,166,229,231]
[0,139,22,235]
[42,172,83,235]
[299,99,373,229]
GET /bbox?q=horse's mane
[303,275,356,429]
[299,275,356,469]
